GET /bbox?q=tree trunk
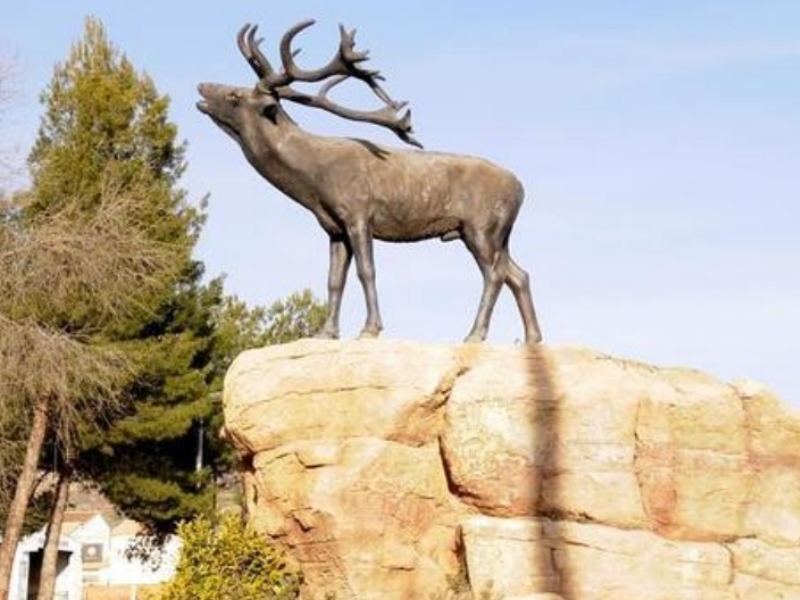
[35,467,71,600]
[0,396,50,600]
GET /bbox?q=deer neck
[240,110,326,208]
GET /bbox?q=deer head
[197,19,422,148]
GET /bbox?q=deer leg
[317,237,352,339]
[464,234,507,343]
[348,223,383,338]
[506,257,543,344]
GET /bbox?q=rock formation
[222,339,800,600]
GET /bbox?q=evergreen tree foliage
[80,279,235,532]
[214,289,327,352]
[259,289,327,344]
[29,17,190,221]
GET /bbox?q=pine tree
[29,17,190,225]
[27,18,329,540]
[80,281,226,534]
[25,16,216,539]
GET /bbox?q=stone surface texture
[223,339,800,600]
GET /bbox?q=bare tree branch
[0,172,182,331]
[0,315,127,446]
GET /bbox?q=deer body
[198,20,542,343]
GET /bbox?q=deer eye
[227,92,241,106]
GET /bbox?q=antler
[237,20,422,148]
[237,24,275,80]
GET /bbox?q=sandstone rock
[222,339,800,600]
[735,380,800,546]
[730,537,800,587]
[242,437,468,599]
[507,595,566,600]
[461,516,560,597]
[733,573,800,600]
[223,339,463,454]
[442,346,650,526]
[461,514,736,599]
[553,520,734,600]
[632,368,754,541]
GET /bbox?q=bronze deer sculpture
[197,20,542,343]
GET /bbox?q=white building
[105,518,180,587]
[5,512,180,600]
[7,529,83,600]
[61,512,111,587]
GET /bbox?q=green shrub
[158,513,303,600]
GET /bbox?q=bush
[157,513,303,600]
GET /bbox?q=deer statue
[197,19,542,344]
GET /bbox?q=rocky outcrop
[223,339,800,600]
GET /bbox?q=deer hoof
[357,325,382,339]
[463,333,486,344]
[315,326,340,340]
[525,331,544,345]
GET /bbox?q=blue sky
[2,1,798,407]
